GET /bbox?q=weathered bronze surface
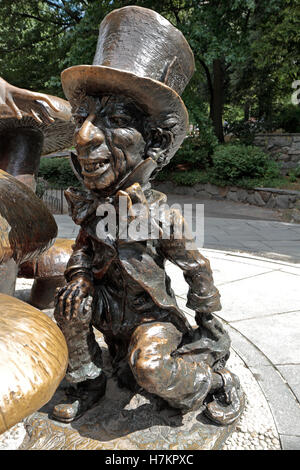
[0,94,75,156]
[0,169,57,294]
[0,293,68,434]
[53,6,244,426]
[0,77,75,190]
[21,332,244,450]
[19,238,74,309]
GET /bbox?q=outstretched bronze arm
[0,77,59,123]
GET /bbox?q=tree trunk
[244,102,250,121]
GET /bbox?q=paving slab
[217,270,300,322]
[231,311,300,365]
[224,325,271,368]
[248,365,300,437]
[279,435,300,450]
[277,365,300,403]
[164,193,282,222]
[55,197,300,263]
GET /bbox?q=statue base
[20,332,245,451]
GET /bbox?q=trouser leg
[54,301,103,384]
[52,299,106,423]
[128,322,214,411]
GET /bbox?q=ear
[146,127,173,161]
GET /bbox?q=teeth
[83,160,109,173]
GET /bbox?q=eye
[74,113,88,128]
[110,115,131,127]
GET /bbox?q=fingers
[35,102,55,124]
[9,88,59,123]
[56,284,78,320]
[29,102,54,125]
[173,341,200,356]
[5,93,22,120]
[30,92,60,113]
[55,282,92,321]
[29,109,43,124]
[173,345,190,356]
[65,286,81,320]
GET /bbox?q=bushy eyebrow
[73,96,95,117]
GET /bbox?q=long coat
[63,183,224,364]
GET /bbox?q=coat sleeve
[64,228,94,282]
[157,207,221,314]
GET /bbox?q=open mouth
[80,158,110,177]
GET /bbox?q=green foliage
[224,120,268,145]
[0,0,298,142]
[0,0,121,95]
[157,143,283,189]
[161,169,210,186]
[273,105,300,133]
[289,166,300,180]
[38,157,81,189]
[223,105,244,124]
[35,177,48,198]
[211,144,281,184]
[171,129,218,169]
[156,167,286,190]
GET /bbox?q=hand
[196,310,225,330]
[0,77,59,124]
[55,276,94,321]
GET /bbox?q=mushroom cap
[0,95,75,155]
[19,238,74,279]
[0,169,57,265]
[0,293,68,434]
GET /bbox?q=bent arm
[158,208,221,315]
[64,228,93,282]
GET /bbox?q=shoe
[51,374,107,423]
[204,369,244,425]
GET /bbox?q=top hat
[61,6,195,159]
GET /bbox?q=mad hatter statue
[53,6,243,425]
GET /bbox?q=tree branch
[0,26,70,54]
[14,12,70,26]
[60,0,82,23]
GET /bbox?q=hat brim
[61,65,189,156]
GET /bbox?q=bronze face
[74,95,148,193]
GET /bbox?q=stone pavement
[167,249,300,450]
[165,194,300,263]
[55,192,300,263]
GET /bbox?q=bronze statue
[19,238,74,309]
[53,6,243,425]
[0,292,68,435]
[0,169,57,295]
[0,78,76,307]
[0,83,69,433]
[0,76,74,190]
[0,76,59,122]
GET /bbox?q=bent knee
[128,322,182,393]
[129,345,163,393]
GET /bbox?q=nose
[76,117,105,148]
